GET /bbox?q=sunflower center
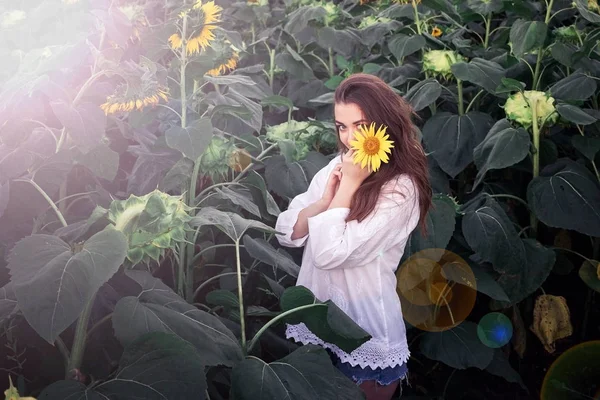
[363,137,380,155]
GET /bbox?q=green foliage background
[0,0,599,398]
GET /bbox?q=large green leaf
[421,0,462,21]
[0,127,56,181]
[551,42,577,68]
[494,238,555,306]
[527,158,600,237]
[242,171,281,217]
[422,112,494,178]
[165,118,213,161]
[39,332,207,400]
[469,262,510,302]
[7,227,127,343]
[190,207,275,241]
[404,78,442,112]
[75,144,119,181]
[49,100,106,152]
[574,0,600,23]
[275,46,315,82]
[451,58,506,93]
[213,186,261,218]
[556,104,597,125]
[473,119,530,189]
[572,135,600,162]
[509,20,547,58]
[360,20,402,49]
[112,270,243,367]
[284,6,327,34]
[317,27,364,57]
[280,286,371,354]
[419,321,494,369]
[265,152,329,199]
[388,34,426,60]
[230,345,365,400]
[461,194,526,274]
[403,194,456,261]
[242,236,300,277]
[579,260,600,293]
[549,72,598,101]
[204,74,257,86]
[467,0,503,14]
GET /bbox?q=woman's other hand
[320,163,342,205]
[340,149,372,186]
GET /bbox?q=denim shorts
[328,350,409,387]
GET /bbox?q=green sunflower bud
[422,50,466,80]
[266,120,323,160]
[108,190,192,265]
[504,90,558,129]
[358,15,391,29]
[320,2,339,25]
[199,136,236,181]
[554,25,581,43]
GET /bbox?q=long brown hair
[334,73,432,235]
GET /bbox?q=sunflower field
[0,0,599,398]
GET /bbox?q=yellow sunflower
[207,51,239,76]
[349,122,394,172]
[168,0,222,55]
[100,87,169,114]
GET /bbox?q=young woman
[275,73,432,400]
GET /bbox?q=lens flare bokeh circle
[477,312,513,348]
[396,248,477,332]
[541,340,600,400]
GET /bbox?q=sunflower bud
[554,25,581,43]
[266,120,324,160]
[358,15,391,29]
[320,2,339,25]
[199,136,236,180]
[422,50,465,80]
[108,190,192,265]
[504,90,558,129]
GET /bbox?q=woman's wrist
[328,179,360,209]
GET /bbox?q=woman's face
[334,102,369,151]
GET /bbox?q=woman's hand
[340,149,372,186]
[320,163,342,205]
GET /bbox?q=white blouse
[275,155,421,370]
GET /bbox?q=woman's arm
[291,163,343,239]
[275,157,341,247]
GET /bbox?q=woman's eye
[336,125,346,131]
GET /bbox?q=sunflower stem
[67,294,95,378]
[532,0,554,90]
[412,0,422,35]
[235,239,247,354]
[530,98,540,238]
[483,13,492,49]
[268,49,275,89]
[180,15,188,129]
[17,179,67,228]
[457,79,464,115]
[177,12,189,298]
[247,304,327,354]
[73,71,107,107]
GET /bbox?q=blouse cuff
[275,208,309,247]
